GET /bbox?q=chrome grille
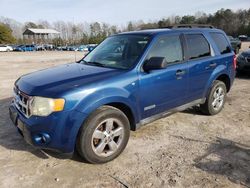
[13,87,31,117]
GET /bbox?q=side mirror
[143,57,167,72]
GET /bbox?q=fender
[202,64,230,98]
[74,87,140,124]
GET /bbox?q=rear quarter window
[210,33,231,54]
[185,34,211,60]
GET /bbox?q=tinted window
[185,34,210,60]
[147,35,183,64]
[210,33,231,54]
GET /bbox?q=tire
[200,80,227,115]
[76,105,130,164]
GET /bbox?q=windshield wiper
[84,61,106,67]
[80,60,125,70]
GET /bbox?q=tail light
[233,54,237,70]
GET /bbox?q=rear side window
[185,34,211,60]
[147,35,183,64]
[210,33,231,54]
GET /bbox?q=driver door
[138,34,188,119]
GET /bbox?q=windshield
[82,35,150,69]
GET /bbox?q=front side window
[146,35,183,64]
[82,35,150,70]
[185,34,211,60]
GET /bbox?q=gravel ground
[0,51,249,188]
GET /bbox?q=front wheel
[200,80,227,115]
[77,106,130,164]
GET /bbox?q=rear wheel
[77,106,130,164]
[200,80,227,115]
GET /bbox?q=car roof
[117,28,223,37]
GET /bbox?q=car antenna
[73,17,77,63]
[74,47,77,63]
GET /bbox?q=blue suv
[9,27,236,163]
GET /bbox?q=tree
[1,8,250,44]
[89,22,105,44]
[180,16,196,24]
[24,22,38,29]
[0,17,23,39]
[110,25,118,34]
[127,21,134,31]
[80,33,89,44]
[0,24,16,44]
[158,18,171,28]
[52,37,64,46]
[37,20,51,29]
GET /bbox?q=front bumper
[9,102,87,154]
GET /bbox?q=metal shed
[23,28,60,43]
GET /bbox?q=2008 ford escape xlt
[9,26,236,163]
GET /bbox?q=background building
[23,28,60,44]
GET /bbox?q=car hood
[242,50,250,56]
[16,63,125,97]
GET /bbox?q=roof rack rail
[168,24,214,29]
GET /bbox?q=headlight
[30,97,65,116]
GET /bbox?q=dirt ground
[0,51,249,188]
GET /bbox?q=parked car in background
[36,45,46,51]
[56,46,70,51]
[236,49,250,73]
[14,45,37,52]
[56,46,63,51]
[9,27,236,164]
[44,44,55,51]
[67,46,78,51]
[238,35,248,41]
[82,47,90,56]
[14,45,24,51]
[9,45,18,51]
[228,36,241,54]
[0,45,13,52]
[77,45,87,52]
[85,44,97,53]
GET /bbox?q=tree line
[0,8,250,45]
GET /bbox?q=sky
[0,0,249,24]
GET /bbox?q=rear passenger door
[184,33,215,102]
[209,32,234,74]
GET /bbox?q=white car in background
[0,45,13,52]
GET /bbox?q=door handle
[209,63,217,67]
[205,62,217,70]
[176,70,186,76]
